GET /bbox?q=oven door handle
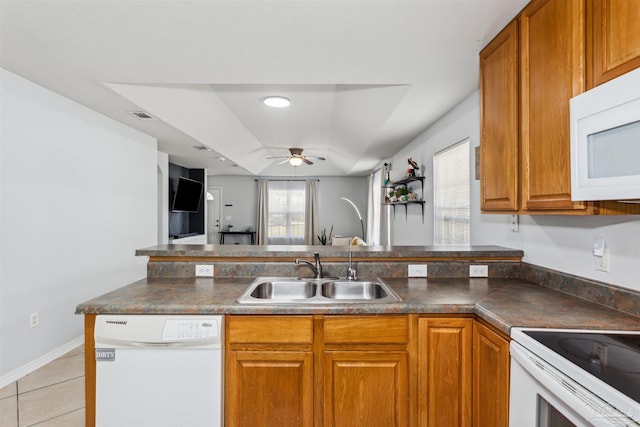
[510,341,638,427]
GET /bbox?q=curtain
[367,168,390,245]
[304,180,319,245]
[366,169,380,245]
[255,180,269,245]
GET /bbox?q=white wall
[390,89,640,293]
[0,68,158,381]
[157,151,169,244]
[206,175,368,243]
[388,92,483,245]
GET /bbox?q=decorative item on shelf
[386,189,396,203]
[384,162,391,185]
[317,225,333,245]
[407,157,420,177]
[396,186,409,201]
[224,225,233,232]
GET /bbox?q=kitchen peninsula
[77,245,640,427]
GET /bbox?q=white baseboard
[0,335,84,389]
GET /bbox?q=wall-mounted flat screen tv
[172,176,203,213]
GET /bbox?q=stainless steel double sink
[237,277,402,304]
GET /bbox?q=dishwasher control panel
[95,315,224,347]
[162,319,218,341]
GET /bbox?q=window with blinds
[433,139,470,245]
[268,180,305,243]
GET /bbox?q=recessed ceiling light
[263,96,291,108]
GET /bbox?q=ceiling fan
[267,148,326,166]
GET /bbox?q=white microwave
[570,67,640,201]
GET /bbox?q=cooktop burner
[523,330,640,404]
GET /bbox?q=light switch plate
[408,264,427,277]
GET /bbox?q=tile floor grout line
[27,407,85,427]
[10,345,85,427]
[18,374,85,395]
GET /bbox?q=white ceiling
[0,0,527,177]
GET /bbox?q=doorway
[207,187,222,244]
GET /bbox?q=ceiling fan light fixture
[289,157,303,166]
[263,96,291,108]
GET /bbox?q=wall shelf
[383,176,425,222]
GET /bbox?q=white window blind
[433,140,470,245]
[267,180,305,244]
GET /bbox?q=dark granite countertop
[136,244,524,260]
[75,276,640,336]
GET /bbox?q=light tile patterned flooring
[0,346,85,426]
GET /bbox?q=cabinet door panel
[480,20,520,211]
[473,322,510,427]
[418,318,472,427]
[226,351,313,427]
[589,0,640,87]
[323,351,408,427]
[520,0,586,211]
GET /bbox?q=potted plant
[317,225,333,245]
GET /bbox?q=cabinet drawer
[227,315,313,344]
[324,315,409,344]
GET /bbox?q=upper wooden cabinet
[520,0,586,212]
[587,0,640,88]
[480,21,520,211]
[480,0,640,215]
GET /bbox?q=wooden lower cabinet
[226,350,314,427]
[322,315,411,427]
[225,314,510,427]
[323,351,408,427]
[418,317,473,427]
[226,315,315,427]
[473,321,510,427]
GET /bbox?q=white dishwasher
[94,315,223,427]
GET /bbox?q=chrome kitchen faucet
[295,252,323,279]
[347,243,357,280]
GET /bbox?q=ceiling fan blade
[267,156,288,160]
[305,156,326,161]
[278,158,291,165]
[302,158,313,165]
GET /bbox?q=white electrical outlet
[594,249,610,272]
[408,264,427,277]
[195,265,214,277]
[469,265,489,277]
[29,312,39,328]
[511,214,519,232]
